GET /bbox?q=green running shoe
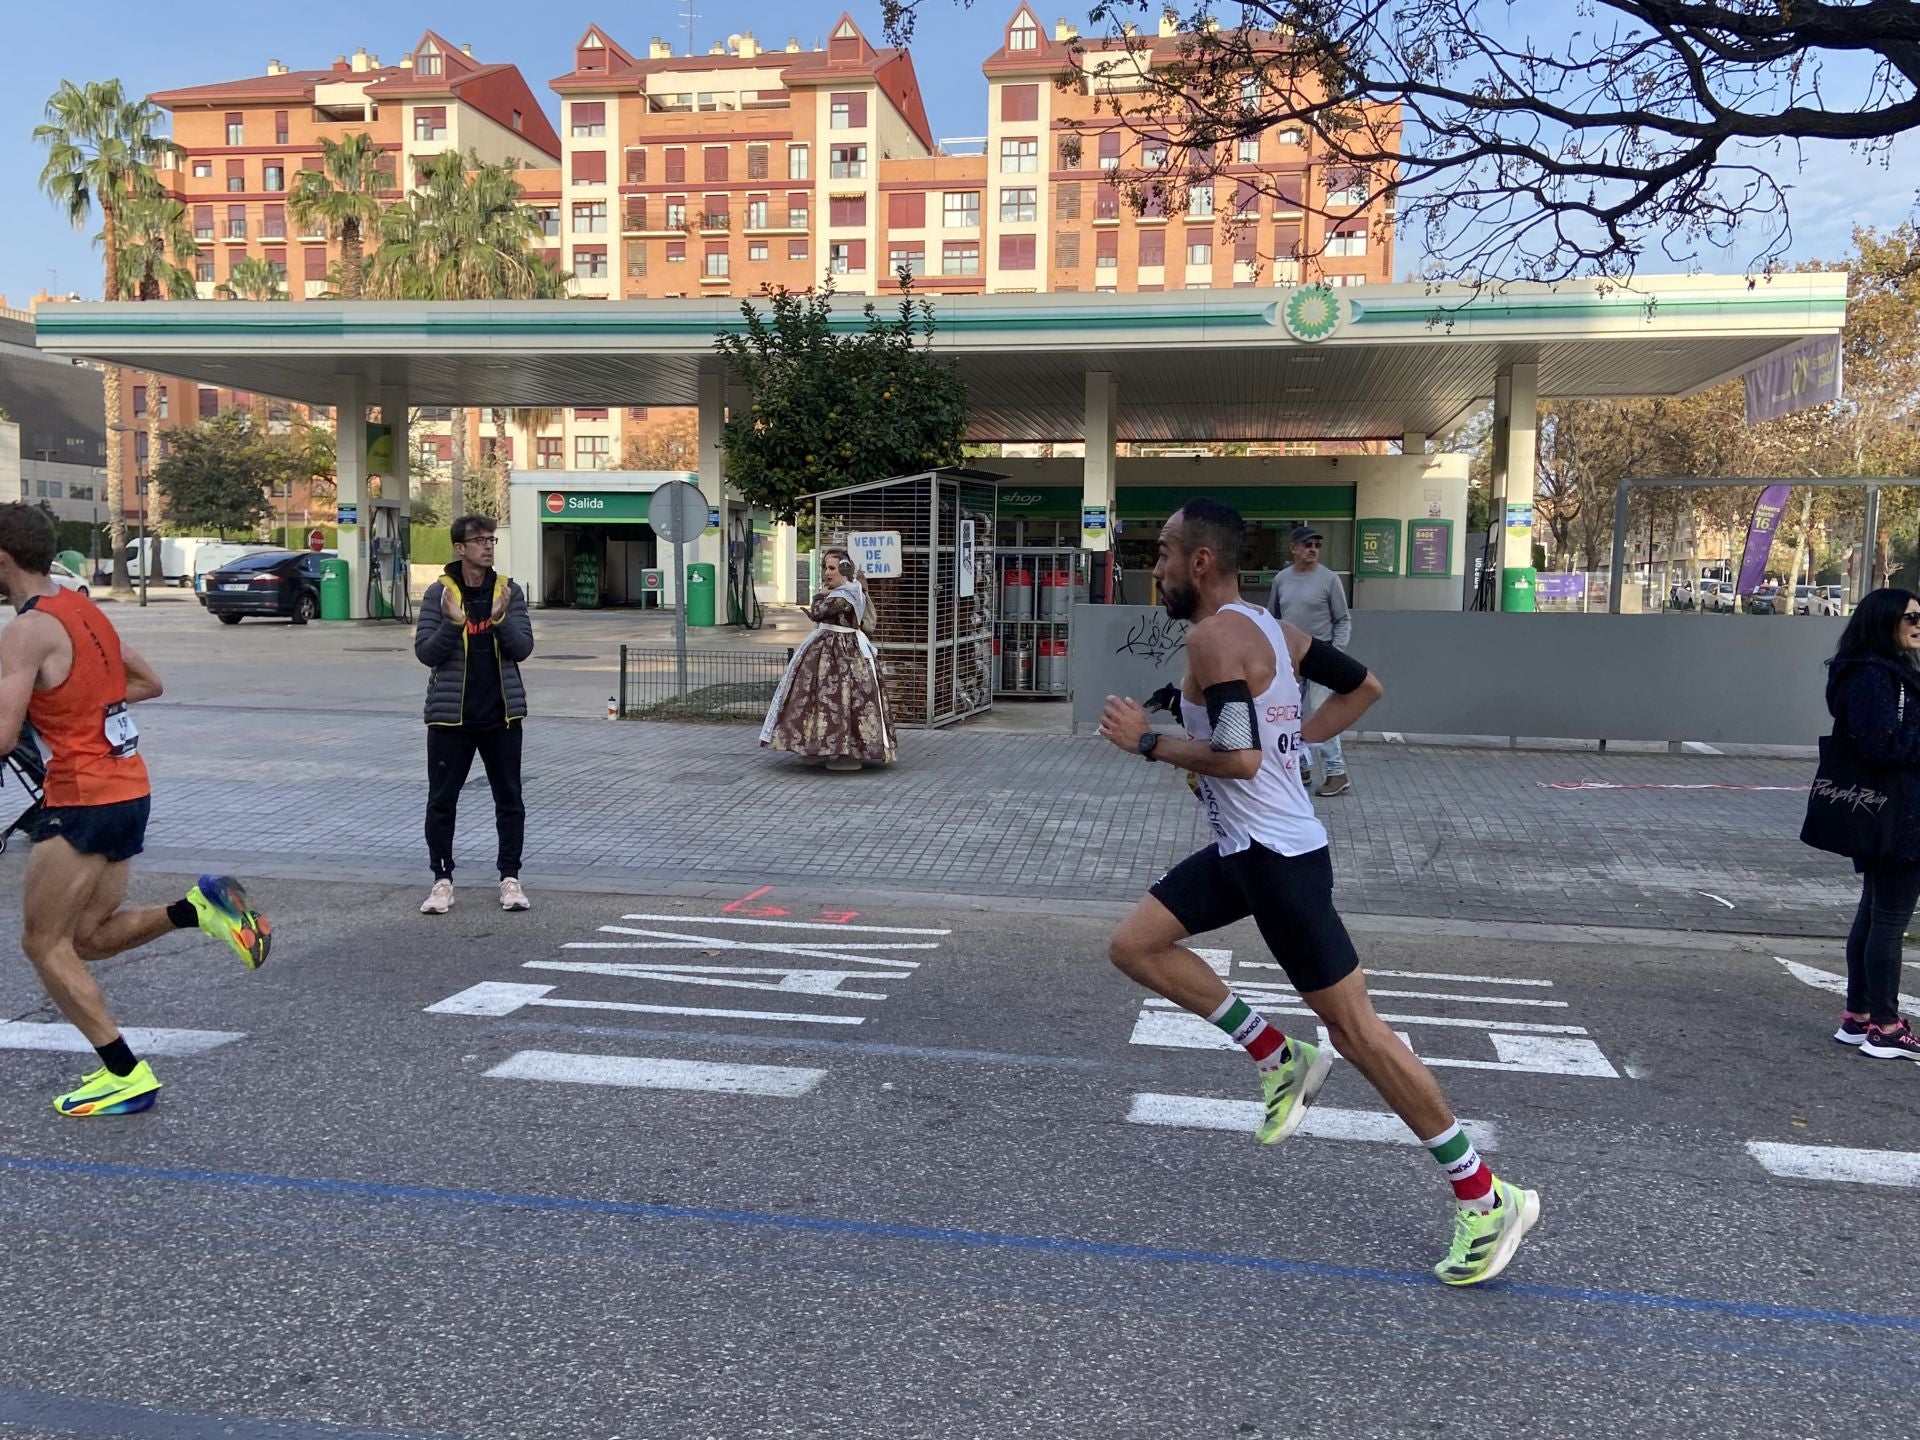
[188,874,272,969]
[1256,1038,1333,1145]
[1434,1177,1542,1286]
[55,1060,161,1117]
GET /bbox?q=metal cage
[814,468,1002,729]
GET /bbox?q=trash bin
[686,562,717,627]
[1500,567,1538,613]
[318,557,351,621]
[56,549,85,579]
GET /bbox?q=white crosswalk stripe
[486,1050,827,1097]
[0,1021,244,1057]
[1126,1092,1501,1150]
[1746,1141,1920,1189]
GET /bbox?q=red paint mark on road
[815,909,861,925]
[723,886,789,917]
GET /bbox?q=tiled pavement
[126,705,1853,937]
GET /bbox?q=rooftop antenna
[678,2,700,55]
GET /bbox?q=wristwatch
[1137,731,1161,761]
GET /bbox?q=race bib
[103,702,139,758]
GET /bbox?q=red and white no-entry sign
[307,528,326,552]
[545,492,566,515]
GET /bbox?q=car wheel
[218,613,243,625]
[291,592,317,625]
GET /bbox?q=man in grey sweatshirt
[1268,524,1353,796]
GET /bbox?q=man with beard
[1097,498,1541,1286]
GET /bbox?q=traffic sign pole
[647,480,707,700]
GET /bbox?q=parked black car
[202,550,330,625]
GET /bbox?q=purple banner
[1535,573,1584,600]
[1745,336,1843,424]
[1736,485,1791,594]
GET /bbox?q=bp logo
[1279,285,1344,343]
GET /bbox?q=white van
[102,536,221,587]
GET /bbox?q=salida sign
[547,492,613,515]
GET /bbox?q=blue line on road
[3,1152,1914,1336]
[0,1384,459,1440]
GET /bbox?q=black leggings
[1844,861,1920,1026]
[425,725,524,881]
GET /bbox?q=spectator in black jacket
[1825,587,1920,1060]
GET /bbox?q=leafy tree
[150,412,274,536]
[218,256,286,301]
[622,412,698,472]
[35,78,181,592]
[716,278,969,522]
[287,133,392,300]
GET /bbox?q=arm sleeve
[1328,575,1352,649]
[414,584,462,666]
[1840,671,1920,767]
[497,583,534,663]
[1202,680,1260,751]
[1299,637,1370,696]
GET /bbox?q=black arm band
[1300,638,1370,695]
[1202,680,1260,752]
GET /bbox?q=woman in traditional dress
[759,549,896,770]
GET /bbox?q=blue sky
[2,0,1910,304]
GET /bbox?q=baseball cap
[1289,525,1323,544]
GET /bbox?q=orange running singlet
[23,588,151,808]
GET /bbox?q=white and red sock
[1206,993,1291,1072]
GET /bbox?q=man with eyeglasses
[414,514,535,914]
[1268,525,1353,797]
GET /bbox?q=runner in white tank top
[1098,498,1541,1289]
[1181,602,1326,858]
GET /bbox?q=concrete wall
[1352,450,1471,611]
[1068,604,1843,746]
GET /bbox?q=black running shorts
[31,796,150,863]
[1149,842,1359,994]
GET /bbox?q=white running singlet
[1180,603,1329,858]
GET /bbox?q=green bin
[318,557,352,621]
[1500,567,1538,613]
[686,562,717,627]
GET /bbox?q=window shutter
[574,101,605,127]
[1055,230,1080,267]
[664,148,686,183]
[1054,182,1080,220]
[572,150,607,184]
[1235,229,1258,260]
[304,248,328,281]
[1000,84,1039,122]
[747,144,768,179]
[850,93,868,127]
[847,239,866,269]
[888,192,925,228]
[1137,230,1163,266]
[998,234,1035,269]
[626,149,646,183]
[705,147,729,182]
[1097,230,1119,261]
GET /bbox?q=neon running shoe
[1256,1038,1333,1145]
[1434,1177,1542,1286]
[55,1060,161,1117]
[189,874,271,969]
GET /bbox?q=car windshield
[220,552,297,572]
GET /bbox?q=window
[264,249,288,282]
[574,407,609,420]
[748,240,768,261]
[1327,170,1369,207]
[1096,230,1118,268]
[788,144,809,180]
[1143,136,1168,168]
[481,436,513,464]
[263,162,285,192]
[1237,136,1260,164]
[1055,182,1081,220]
[704,244,730,278]
[1276,127,1303,145]
[304,247,328,281]
[226,159,245,193]
[274,110,289,145]
[573,245,608,278]
[747,143,768,179]
[570,101,606,138]
[1186,232,1213,265]
[704,147,729,183]
[829,144,867,179]
[828,240,866,274]
[888,243,924,277]
[943,191,980,227]
[1234,181,1259,217]
[1239,75,1260,112]
[942,240,979,275]
[828,195,867,228]
[1009,12,1038,49]
[1329,273,1367,286]
[1235,229,1258,261]
[665,240,686,263]
[538,206,561,238]
[1136,230,1163,266]
[888,191,925,228]
[225,113,243,145]
[664,148,686,184]
[133,386,148,418]
[1095,183,1119,220]
[156,386,169,419]
[198,387,219,419]
[830,92,867,129]
[192,160,213,179]
[665,200,687,229]
[1098,133,1121,170]
[417,50,443,77]
[572,150,607,185]
[414,107,447,142]
[626,148,647,183]
[702,194,730,230]
[787,193,810,227]
[629,407,649,421]
[788,238,809,261]
[575,435,611,466]
[999,137,1038,173]
[574,201,607,233]
[1000,187,1037,222]
[226,205,247,240]
[196,258,215,284]
[1326,224,1368,256]
[746,197,770,229]
[626,241,647,277]
[1054,231,1079,267]
[263,204,286,239]
[535,437,564,468]
[193,205,213,241]
[1000,84,1038,123]
[1188,186,1215,218]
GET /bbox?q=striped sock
[1423,1121,1496,1210]
[1206,993,1291,1072]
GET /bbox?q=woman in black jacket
[1826,587,1920,1060]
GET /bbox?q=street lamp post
[135,468,149,608]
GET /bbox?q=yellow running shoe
[55,1060,161,1117]
[1256,1038,1333,1144]
[1434,1177,1542,1286]
[189,874,271,969]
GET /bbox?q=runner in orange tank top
[0,505,273,1118]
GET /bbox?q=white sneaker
[499,877,530,912]
[420,878,454,915]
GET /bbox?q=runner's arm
[0,618,52,754]
[1099,622,1262,779]
[1282,621,1381,742]
[120,641,164,704]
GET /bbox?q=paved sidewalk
[125,705,1850,937]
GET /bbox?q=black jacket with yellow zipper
[413,563,534,727]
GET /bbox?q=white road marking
[1152,987,1565,1010]
[486,1049,827,1097]
[0,1022,244,1057]
[1141,991,1586,1034]
[588,926,922,967]
[1235,962,1554,988]
[619,913,951,936]
[1126,1092,1500,1150]
[1189,947,1233,977]
[425,980,865,1026]
[1776,957,1920,1013]
[1746,1141,1920,1189]
[1684,741,1724,756]
[1698,891,1737,909]
[526,960,897,1000]
[1126,1010,1615,1076]
[569,941,934,954]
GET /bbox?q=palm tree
[218,256,287,301]
[287,132,391,301]
[113,191,198,562]
[372,151,567,505]
[36,78,182,594]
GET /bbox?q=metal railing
[618,644,790,723]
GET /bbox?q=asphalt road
[0,870,1912,1439]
